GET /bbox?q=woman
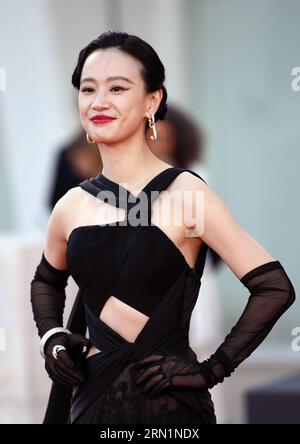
[30,31,296,424]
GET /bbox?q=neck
[97,130,171,190]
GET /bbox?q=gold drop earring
[148,113,158,141]
[86,133,95,144]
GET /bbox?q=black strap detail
[79,167,208,275]
[79,167,207,210]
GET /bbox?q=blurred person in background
[48,129,102,210]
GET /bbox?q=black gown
[47,166,217,424]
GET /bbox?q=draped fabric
[43,167,216,424]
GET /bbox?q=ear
[145,88,163,118]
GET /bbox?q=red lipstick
[91,115,116,124]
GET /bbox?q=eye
[80,86,128,93]
[110,86,127,92]
[80,87,94,93]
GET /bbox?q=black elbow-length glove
[30,252,90,386]
[133,260,296,395]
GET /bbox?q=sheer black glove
[30,251,91,385]
[133,353,207,396]
[133,260,296,394]
[195,260,296,389]
[44,332,90,386]
[30,251,70,337]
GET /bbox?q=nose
[91,89,110,110]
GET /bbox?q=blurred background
[0,0,299,424]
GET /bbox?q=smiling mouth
[91,115,117,121]
[91,118,116,125]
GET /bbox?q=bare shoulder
[175,171,275,280]
[60,185,85,207]
[172,170,208,191]
[170,170,209,208]
[64,182,94,208]
[50,186,82,226]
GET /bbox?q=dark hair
[72,31,167,130]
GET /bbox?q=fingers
[56,351,85,380]
[47,348,85,385]
[58,350,77,370]
[135,370,170,396]
[56,355,84,383]
[133,353,173,396]
[49,370,70,386]
[53,362,82,386]
[70,334,90,348]
[134,354,164,370]
[135,364,161,384]
[68,335,91,359]
[149,378,170,396]
[45,361,76,386]
[172,373,206,388]
[143,373,164,393]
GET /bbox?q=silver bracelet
[40,327,72,359]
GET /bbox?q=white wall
[0,0,68,232]
[188,0,300,344]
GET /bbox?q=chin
[93,136,119,145]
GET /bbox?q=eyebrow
[80,76,135,85]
